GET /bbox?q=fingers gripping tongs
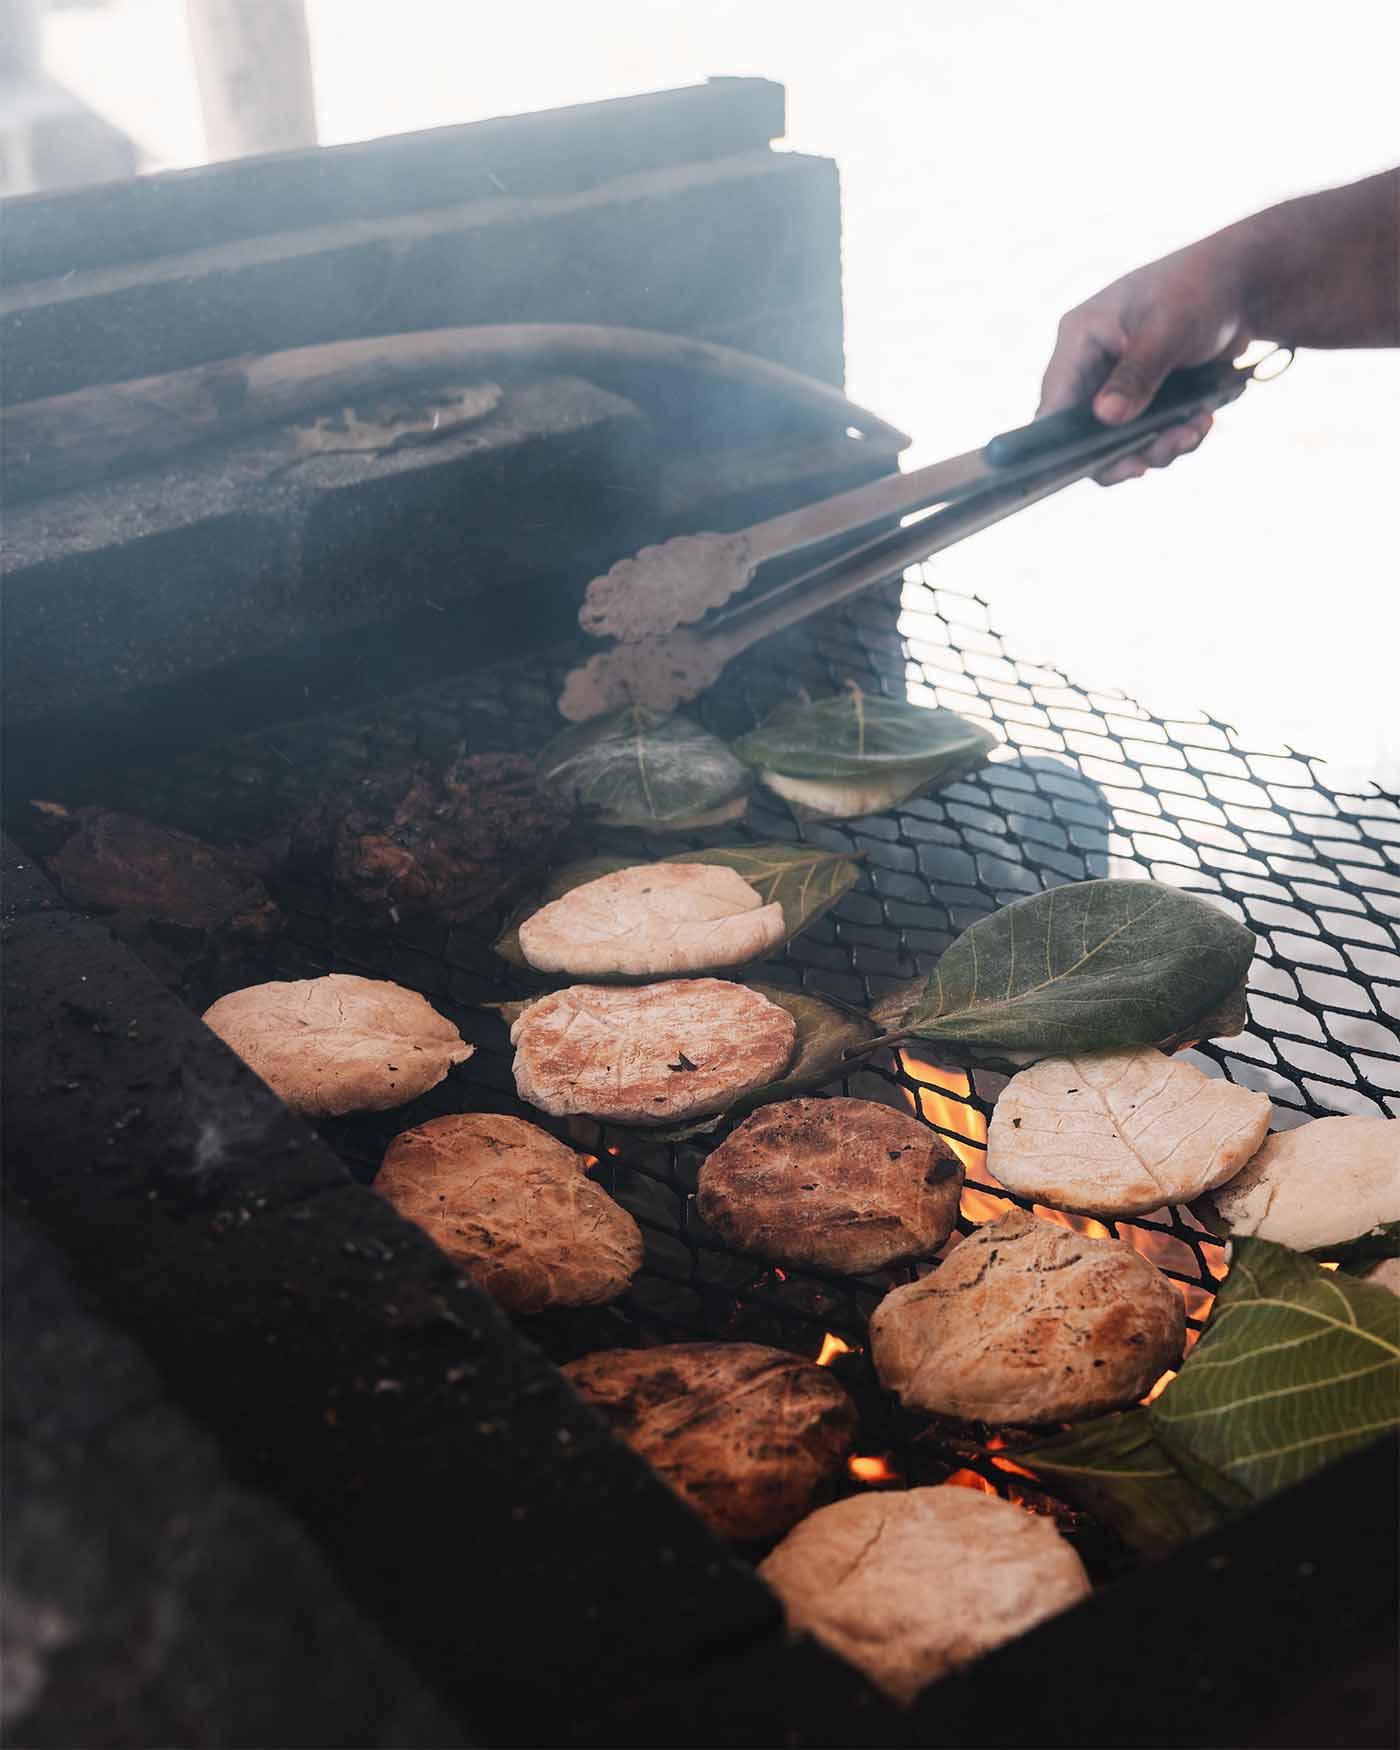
[562,356,1271,721]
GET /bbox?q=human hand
[1038,240,1252,484]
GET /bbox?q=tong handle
[983,359,1247,469]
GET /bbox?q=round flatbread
[987,1048,1272,1217]
[870,1210,1184,1424]
[758,1486,1090,1705]
[509,979,797,1126]
[202,973,472,1117]
[696,1097,963,1273]
[517,862,784,978]
[375,1113,642,1313]
[562,1342,856,1541]
[1204,1115,1400,1252]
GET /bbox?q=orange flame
[815,1332,855,1367]
[848,1454,899,1484]
[898,1054,988,1169]
[1144,1370,1176,1403]
[943,1467,998,1495]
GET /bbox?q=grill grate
[57,566,1400,1568]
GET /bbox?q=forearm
[1205,168,1400,349]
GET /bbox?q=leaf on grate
[733,686,996,820]
[1149,1237,1400,1502]
[493,843,860,977]
[871,878,1255,1057]
[535,706,752,830]
[650,984,881,1140]
[1016,1409,1226,1557]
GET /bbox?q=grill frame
[5,565,1398,1744]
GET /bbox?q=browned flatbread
[562,1342,856,1541]
[695,1097,963,1273]
[869,1210,1184,1424]
[202,973,472,1117]
[758,1486,1091,1705]
[375,1113,642,1313]
[510,979,797,1125]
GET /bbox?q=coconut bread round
[517,861,784,978]
[695,1097,963,1273]
[202,973,472,1117]
[758,1485,1090,1704]
[563,1341,856,1541]
[987,1047,1272,1217]
[509,979,797,1126]
[869,1209,1184,1424]
[375,1112,642,1313]
[1205,1115,1399,1252]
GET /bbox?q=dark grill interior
[26,565,1398,1585]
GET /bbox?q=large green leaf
[733,688,996,820]
[1016,1410,1227,1557]
[535,707,751,830]
[872,878,1255,1055]
[1149,1237,1400,1502]
[494,842,860,977]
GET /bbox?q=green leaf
[873,878,1256,1056]
[649,984,880,1140]
[493,843,860,977]
[1017,1410,1227,1557]
[1150,1237,1400,1503]
[536,707,751,830]
[733,688,996,820]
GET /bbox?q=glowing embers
[815,1332,856,1367]
[848,1454,900,1485]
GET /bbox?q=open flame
[1144,1370,1176,1402]
[942,1467,997,1495]
[815,1332,856,1367]
[899,1054,987,1172]
[848,1454,899,1484]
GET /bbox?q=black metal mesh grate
[50,567,1400,1566]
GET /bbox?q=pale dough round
[1206,1115,1400,1251]
[870,1209,1184,1424]
[988,1048,1272,1217]
[518,861,784,977]
[375,1113,642,1313]
[509,979,797,1125]
[696,1097,963,1273]
[759,1485,1090,1705]
[563,1342,856,1541]
[202,973,472,1117]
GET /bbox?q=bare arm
[1039,168,1400,483]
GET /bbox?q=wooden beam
[185,0,318,162]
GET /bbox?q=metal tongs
[561,356,1271,721]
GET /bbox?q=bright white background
[42,0,1400,785]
